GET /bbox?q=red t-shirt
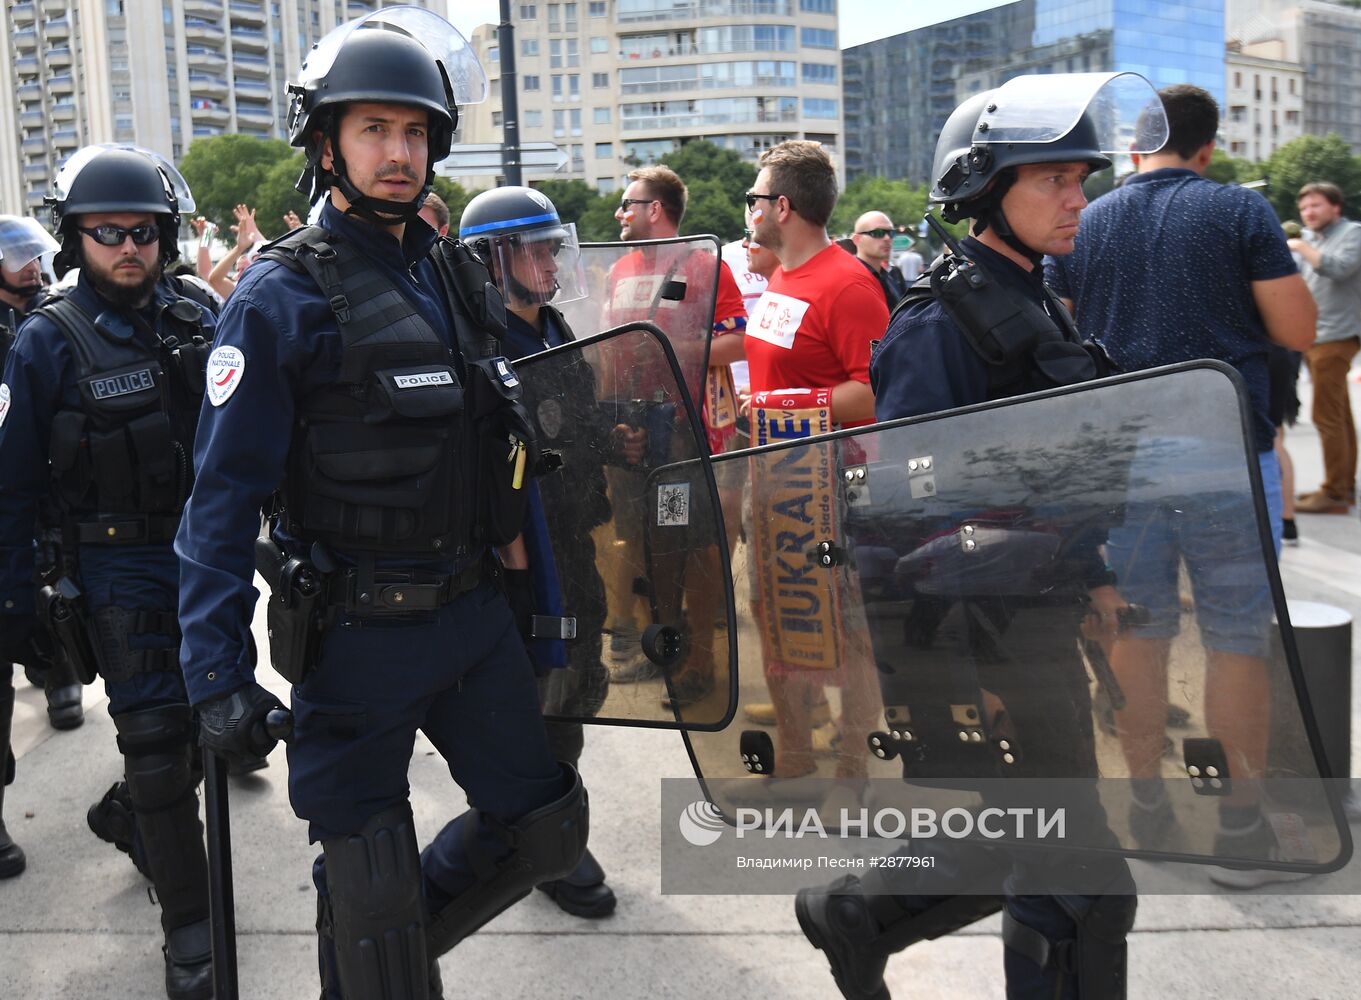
[743,243,888,427]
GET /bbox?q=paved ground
[3,373,1360,999]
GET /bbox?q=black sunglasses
[619,197,656,211]
[79,223,160,247]
[855,227,892,239]
[745,192,788,211]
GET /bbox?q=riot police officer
[796,74,1169,1000]
[174,11,586,999]
[458,186,616,917]
[0,145,218,998]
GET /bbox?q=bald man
[849,210,908,310]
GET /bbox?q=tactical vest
[892,253,1113,400]
[38,282,214,536]
[260,226,530,557]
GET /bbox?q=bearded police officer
[174,11,586,998]
[0,145,219,998]
[459,186,617,917]
[796,74,1169,1000]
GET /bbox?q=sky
[445,0,1017,49]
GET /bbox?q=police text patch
[206,346,245,407]
[90,369,155,400]
[393,371,455,389]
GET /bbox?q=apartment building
[0,0,449,216]
[457,0,845,193]
[1224,41,1305,162]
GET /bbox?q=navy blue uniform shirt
[174,202,445,706]
[0,274,215,616]
[871,238,1052,421]
[1044,168,1297,452]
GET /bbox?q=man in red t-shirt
[598,166,744,708]
[741,140,888,778]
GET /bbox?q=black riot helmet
[288,8,486,223]
[459,187,585,307]
[927,72,1168,261]
[47,144,194,277]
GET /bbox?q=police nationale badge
[537,398,564,439]
[206,345,245,407]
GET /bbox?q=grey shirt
[1302,217,1361,344]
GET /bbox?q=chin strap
[326,119,431,225]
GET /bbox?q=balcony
[232,53,271,77]
[17,83,42,100]
[228,1,266,24]
[50,102,76,121]
[26,190,48,210]
[48,46,72,67]
[14,56,40,74]
[188,73,228,97]
[187,46,228,69]
[24,162,49,181]
[49,74,74,94]
[41,0,66,14]
[230,27,268,52]
[235,106,275,127]
[14,28,38,50]
[20,110,44,127]
[232,77,272,95]
[22,135,46,154]
[184,0,223,13]
[184,19,225,43]
[616,0,792,23]
[193,103,230,124]
[11,2,36,23]
[45,17,69,39]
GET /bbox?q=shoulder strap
[429,236,508,361]
[262,226,442,382]
[171,274,222,317]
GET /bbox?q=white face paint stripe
[206,346,245,407]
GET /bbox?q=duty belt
[75,514,181,546]
[330,560,485,617]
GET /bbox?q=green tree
[532,179,600,226]
[660,139,757,196]
[1204,149,1267,188]
[179,134,296,232]
[250,153,311,239]
[829,175,931,237]
[1263,133,1361,221]
[576,194,621,242]
[679,177,745,240]
[431,176,478,230]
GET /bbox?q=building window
[799,0,834,10]
[551,38,562,67]
[552,74,563,99]
[593,71,609,88]
[800,27,835,49]
[553,109,565,137]
[520,3,537,18]
[522,39,539,56]
[589,0,606,15]
[525,109,544,127]
[567,38,580,66]
[594,106,611,124]
[548,3,560,30]
[590,35,608,53]
[491,79,502,99]
[1289,77,1296,95]
[565,2,578,30]
[802,62,836,84]
[596,177,615,194]
[488,46,499,63]
[804,97,837,119]
[569,74,580,99]
[570,108,582,135]
[492,111,503,127]
[1233,71,1241,88]
[595,141,613,158]
[523,74,541,91]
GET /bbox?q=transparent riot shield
[681,362,1351,873]
[556,236,722,410]
[512,321,736,730]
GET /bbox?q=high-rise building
[456,0,845,194]
[0,1,449,217]
[1228,0,1361,154]
[842,1,1033,184]
[842,0,1231,184]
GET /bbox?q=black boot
[163,917,213,1000]
[1,683,26,879]
[113,706,212,1000]
[795,877,893,1000]
[536,846,616,918]
[87,780,152,879]
[42,652,84,731]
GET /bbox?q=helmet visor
[974,72,1168,154]
[53,144,196,214]
[487,222,586,308]
[0,217,60,269]
[298,5,488,106]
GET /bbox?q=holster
[37,578,98,685]
[255,537,327,686]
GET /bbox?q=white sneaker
[1208,861,1315,890]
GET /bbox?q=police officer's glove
[197,682,287,766]
[0,615,36,667]
[502,568,535,644]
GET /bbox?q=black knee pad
[112,705,208,931]
[427,763,588,957]
[1002,882,1137,1000]
[322,801,430,1000]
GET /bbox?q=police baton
[205,707,293,1000]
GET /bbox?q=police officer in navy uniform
[795,75,1166,1000]
[175,13,586,999]
[459,186,617,918]
[0,145,218,998]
